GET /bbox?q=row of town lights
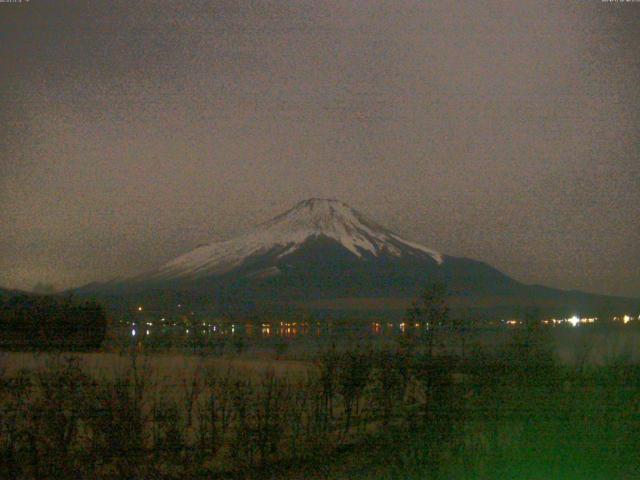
[132,305,637,338]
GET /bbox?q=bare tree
[181,359,204,429]
[404,283,450,357]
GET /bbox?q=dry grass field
[0,351,312,382]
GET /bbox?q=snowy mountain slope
[138,198,443,282]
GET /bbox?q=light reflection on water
[120,320,412,339]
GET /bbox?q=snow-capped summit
[141,198,442,282]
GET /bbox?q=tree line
[0,294,106,350]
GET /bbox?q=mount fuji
[141,198,443,282]
[80,199,638,317]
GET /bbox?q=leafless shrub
[0,369,34,479]
[30,356,96,478]
[83,350,153,478]
[371,349,406,426]
[181,359,203,429]
[574,331,596,374]
[337,349,373,434]
[285,375,313,460]
[197,366,234,459]
[153,396,184,461]
[228,376,257,471]
[316,346,339,419]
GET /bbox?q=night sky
[1,1,639,297]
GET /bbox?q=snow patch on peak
[146,199,442,280]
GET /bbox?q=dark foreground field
[1,327,639,479]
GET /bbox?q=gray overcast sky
[1,1,639,297]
